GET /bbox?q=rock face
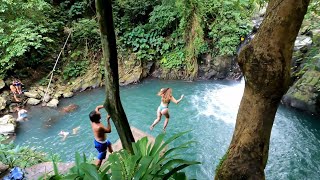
[118,54,154,86]
[198,55,242,80]
[283,70,320,114]
[0,115,16,135]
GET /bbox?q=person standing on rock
[89,105,113,168]
[150,88,184,132]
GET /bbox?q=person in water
[89,105,113,167]
[150,88,184,132]
[16,106,28,121]
[58,131,69,141]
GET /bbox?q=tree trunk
[215,0,310,179]
[95,0,135,154]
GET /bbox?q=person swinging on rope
[150,88,184,132]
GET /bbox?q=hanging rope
[42,31,72,102]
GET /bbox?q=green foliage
[71,18,100,48]
[62,51,89,80]
[0,0,62,78]
[149,5,180,33]
[0,136,53,168]
[120,26,171,61]
[161,50,186,69]
[115,0,161,25]
[206,0,254,56]
[114,0,257,70]
[42,132,199,180]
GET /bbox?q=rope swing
[42,31,72,102]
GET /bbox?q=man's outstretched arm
[95,105,104,113]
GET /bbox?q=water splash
[191,80,244,124]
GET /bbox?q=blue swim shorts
[94,139,111,160]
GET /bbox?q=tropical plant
[106,131,199,180]
[0,136,53,168]
[42,131,200,180]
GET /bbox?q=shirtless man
[10,85,20,102]
[89,105,113,167]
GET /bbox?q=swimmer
[58,131,69,141]
[16,106,28,121]
[72,126,80,134]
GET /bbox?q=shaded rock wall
[283,70,320,114]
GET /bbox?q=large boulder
[27,98,41,105]
[283,70,320,114]
[0,124,15,135]
[63,91,74,98]
[0,97,6,110]
[0,115,16,135]
[46,99,59,107]
[43,94,51,103]
[53,91,63,99]
[0,79,5,90]
[0,115,16,125]
[294,35,312,51]
[24,91,41,99]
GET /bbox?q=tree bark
[95,0,135,154]
[215,0,310,179]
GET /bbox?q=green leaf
[62,174,80,180]
[80,163,101,180]
[157,159,200,175]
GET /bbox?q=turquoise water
[14,80,320,179]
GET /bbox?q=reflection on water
[14,80,320,179]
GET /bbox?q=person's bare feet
[150,125,154,131]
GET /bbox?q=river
[14,79,320,179]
